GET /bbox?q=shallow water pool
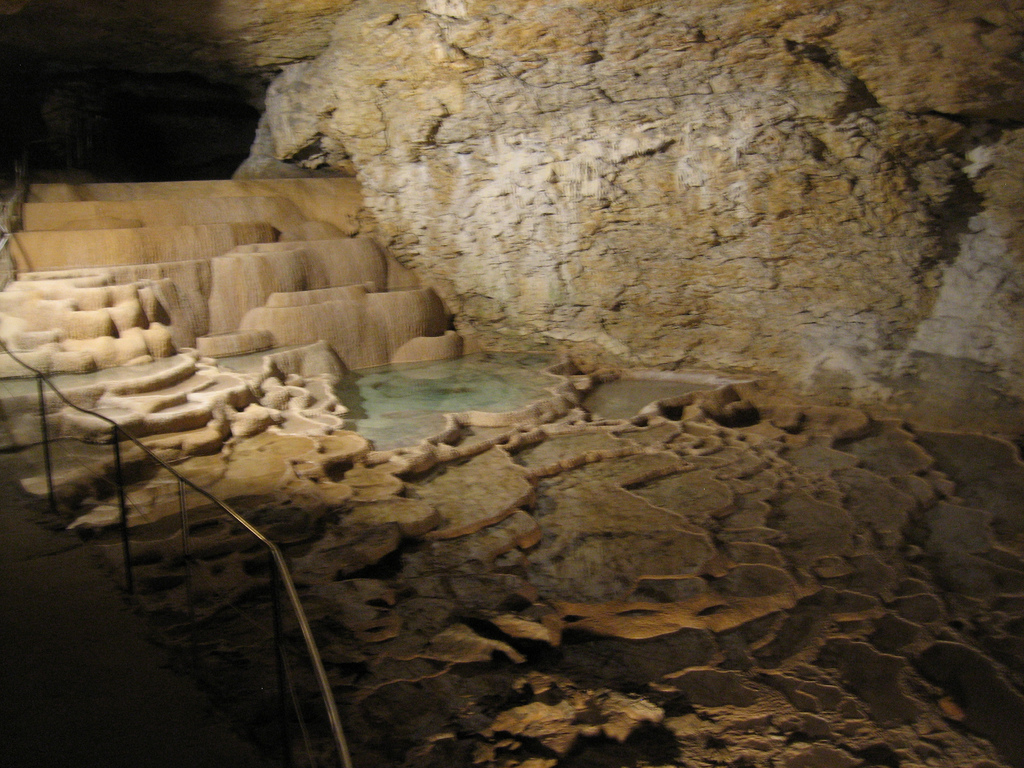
[333,355,748,449]
[334,353,559,449]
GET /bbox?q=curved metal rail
[0,339,354,768]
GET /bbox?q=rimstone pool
[331,353,748,449]
[332,353,558,449]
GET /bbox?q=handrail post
[2,338,353,766]
[178,479,198,670]
[111,426,134,595]
[271,562,293,768]
[36,374,56,516]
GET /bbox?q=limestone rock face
[907,129,1024,388]
[250,0,1024,398]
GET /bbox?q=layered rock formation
[246,0,1024,401]
[1,178,461,377]
[0,178,464,458]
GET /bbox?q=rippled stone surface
[35,362,1024,768]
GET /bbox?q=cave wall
[246,0,1024,399]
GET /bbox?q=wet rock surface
[54,369,1024,768]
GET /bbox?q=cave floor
[4,357,1024,768]
[0,463,274,768]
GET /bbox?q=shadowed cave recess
[2,1,1024,767]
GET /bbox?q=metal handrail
[0,340,353,768]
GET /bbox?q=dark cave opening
[1,68,259,182]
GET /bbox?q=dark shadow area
[5,69,259,182]
[0,59,40,182]
[0,453,274,768]
[0,0,261,182]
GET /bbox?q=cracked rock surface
[75,368,1024,768]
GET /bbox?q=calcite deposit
[0,178,462,377]
[29,364,1024,768]
[245,0,1024,402]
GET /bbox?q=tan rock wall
[908,130,1024,389]
[249,0,1024,398]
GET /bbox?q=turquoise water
[332,355,744,449]
[334,353,558,449]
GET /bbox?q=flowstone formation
[0,178,464,455]
[1,178,461,374]
[39,364,1024,768]
[249,0,1024,402]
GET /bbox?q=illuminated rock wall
[248,0,1024,399]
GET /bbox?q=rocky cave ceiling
[2,0,1024,117]
[0,0,356,81]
